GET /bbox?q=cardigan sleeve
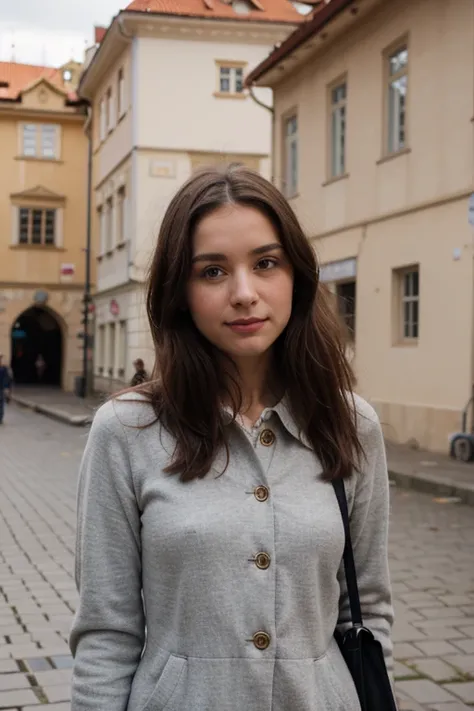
[70,402,145,711]
[336,399,395,675]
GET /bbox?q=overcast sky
[0,0,127,67]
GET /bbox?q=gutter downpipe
[81,108,93,398]
[248,84,275,184]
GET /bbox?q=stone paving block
[396,679,457,703]
[50,655,73,670]
[443,654,474,675]
[392,622,428,643]
[395,643,426,659]
[422,607,467,619]
[33,669,72,687]
[408,658,463,682]
[0,660,18,673]
[430,703,473,710]
[0,688,40,706]
[24,704,71,711]
[439,596,474,606]
[443,682,474,703]
[7,634,33,645]
[0,672,31,691]
[44,684,71,702]
[452,639,474,654]
[5,644,41,659]
[414,640,462,657]
[23,657,53,673]
[394,661,420,680]
[411,626,467,640]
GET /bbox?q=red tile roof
[246,0,354,85]
[125,0,301,23]
[95,26,108,43]
[0,61,79,103]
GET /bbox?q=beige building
[0,60,89,391]
[78,0,302,393]
[247,0,474,452]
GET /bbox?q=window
[98,206,106,255]
[97,325,105,374]
[22,124,37,156]
[217,63,245,94]
[105,197,113,251]
[99,99,106,141]
[17,208,56,246]
[336,281,356,338]
[330,81,347,178]
[118,321,127,377]
[107,88,114,132]
[21,123,59,158]
[387,44,408,154]
[117,187,126,245]
[396,266,419,341]
[108,322,116,376]
[118,68,126,117]
[283,115,298,198]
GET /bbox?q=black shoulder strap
[332,478,363,627]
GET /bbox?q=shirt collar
[222,397,312,450]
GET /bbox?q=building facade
[78,0,301,393]
[0,60,89,392]
[247,0,474,452]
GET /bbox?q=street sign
[110,299,120,316]
[469,193,474,226]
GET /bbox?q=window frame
[99,98,106,142]
[16,206,58,247]
[116,186,127,246]
[118,68,126,118]
[20,123,60,160]
[282,112,298,199]
[328,76,347,180]
[214,60,247,97]
[394,264,419,344]
[384,37,409,156]
[106,87,115,133]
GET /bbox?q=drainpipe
[80,113,93,398]
[248,84,275,183]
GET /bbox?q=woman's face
[187,204,294,363]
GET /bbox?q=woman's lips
[226,318,268,334]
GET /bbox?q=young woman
[70,165,394,711]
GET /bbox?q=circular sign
[110,299,120,317]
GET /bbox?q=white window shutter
[55,208,64,247]
[11,206,19,245]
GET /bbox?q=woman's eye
[202,266,224,279]
[256,258,277,270]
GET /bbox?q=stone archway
[10,306,63,386]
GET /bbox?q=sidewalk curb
[388,468,474,507]
[12,396,93,427]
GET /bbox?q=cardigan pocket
[140,653,187,711]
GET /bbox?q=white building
[78,0,301,391]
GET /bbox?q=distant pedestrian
[0,353,12,425]
[35,354,46,382]
[130,358,149,387]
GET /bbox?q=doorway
[10,307,63,386]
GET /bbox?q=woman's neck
[224,354,281,426]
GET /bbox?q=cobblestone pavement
[1,404,473,711]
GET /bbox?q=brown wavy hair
[136,164,362,482]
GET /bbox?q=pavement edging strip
[11,396,93,427]
[388,468,474,507]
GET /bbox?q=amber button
[254,485,269,502]
[259,429,275,447]
[253,631,271,650]
[255,552,271,570]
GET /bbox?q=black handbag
[332,478,398,711]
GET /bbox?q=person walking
[130,358,149,387]
[70,166,395,711]
[35,353,46,383]
[0,354,12,425]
